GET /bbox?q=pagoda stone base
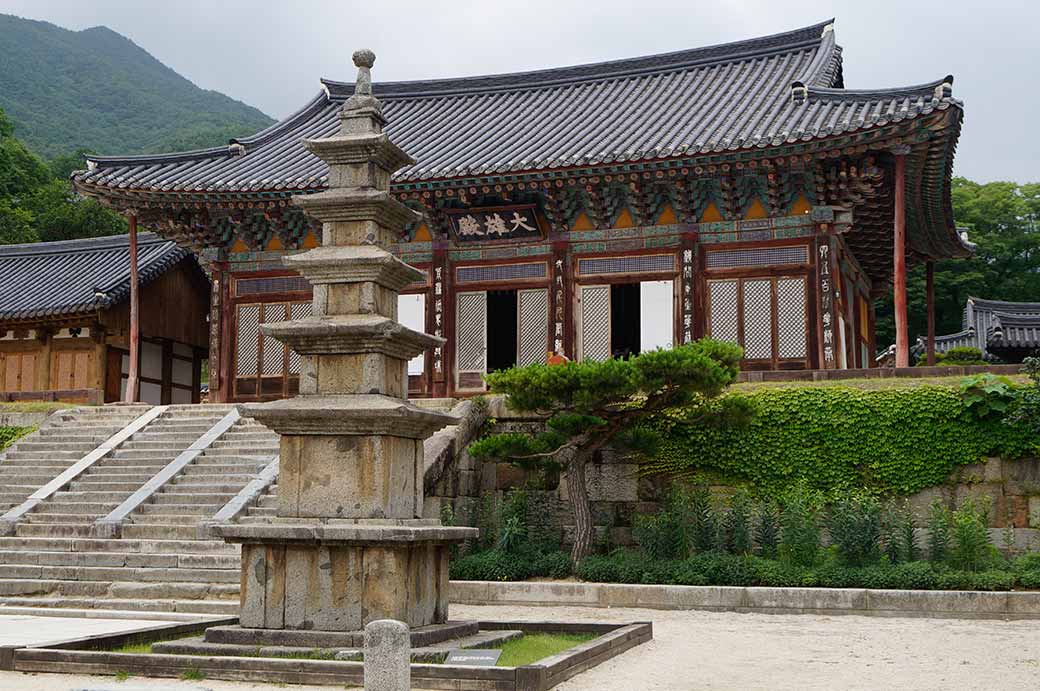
[215,519,476,632]
[201,621,478,649]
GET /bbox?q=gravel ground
[0,604,1037,690]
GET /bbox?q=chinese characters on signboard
[447,205,543,243]
[819,243,835,367]
[681,248,694,344]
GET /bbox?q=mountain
[0,14,274,159]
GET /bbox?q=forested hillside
[0,13,273,158]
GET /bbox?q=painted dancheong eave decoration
[71,20,970,401]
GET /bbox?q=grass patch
[180,667,205,680]
[495,633,596,667]
[114,670,131,681]
[0,401,82,413]
[112,641,153,654]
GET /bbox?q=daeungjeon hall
[72,20,970,402]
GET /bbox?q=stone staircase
[0,404,279,615]
[0,406,150,515]
[14,406,232,539]
[127,417,278,536]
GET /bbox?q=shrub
[927,500,952,563]
[687,484,718,554]
[753,500,781,559]
[632,486,687,560]
[959,374,1015,420]
[949,497,997,571]
[779,486,821,567]
[0,426,32,451]
[897,501,920,563]
[828,493,882,567]
[451,549,533,581]
[1016,570,1040,589]
[719,490,753,555]
[923,346,987,367]
[531,551,572,579]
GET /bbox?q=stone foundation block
[239,540,451,632]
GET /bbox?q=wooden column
[926,260,936,366]
[124,212,140,402]
[891,147,910,368]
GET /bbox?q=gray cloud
[1,0,1034,182]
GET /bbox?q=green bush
[719,490,753,555]
[949,498,999,571]
[632,486,687,560]
[919,347,987,367]
[753,500,781,558]
[646,386,1037,496]
[927,500,953,563]
[828,493,882,567]
[0,427,32,451]
[779,486,821,567]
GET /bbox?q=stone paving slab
[0,614,174,648]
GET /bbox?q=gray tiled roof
[0,233,190,322]
[73,21,959,193]
[988,312,1040,352]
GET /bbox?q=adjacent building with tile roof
[0,233,210,403]
[916,298,1040,362]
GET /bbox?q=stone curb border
[4,619,652,691]
[0,405,165,535]
[94,408,241,538]
[450,580,1040,620]
[200,454,279,538]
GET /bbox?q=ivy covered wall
[645,386,1038,496]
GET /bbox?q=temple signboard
[446,204,544,243]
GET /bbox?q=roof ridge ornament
[791,81,808,104]
[935,75,953,100]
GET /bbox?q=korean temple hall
[72,21,970,402]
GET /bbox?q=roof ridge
[807,75,956,102]
[0,231,171,257]
[321,20,832,99]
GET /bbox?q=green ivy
[0,426,33,451]
[644,385,1038,496]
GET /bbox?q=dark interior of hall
[486,289,518,372]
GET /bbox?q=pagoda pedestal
[212,49,475,642]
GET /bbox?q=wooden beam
[926,261,936,366]
[124,213,140,402]
[891,148,910,368]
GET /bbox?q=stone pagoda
[214,50,475,641]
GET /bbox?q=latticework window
[577,254,675,276]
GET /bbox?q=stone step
[0,460,79,468]
[52,490,136,503]
[0,596,237,615]
[0,564,239,584]
[0,578,239,599]
[170,480,255,491]
[121,524,201,540]
[179,464,262,476]
[150,492,236,505]
[201,447,278,457]
[103,453,180,464]
[25,513,99,524]
[73,473,156,484]
[137,504,218,516]
[120,440,197,450]
[63,481,144,492]
[246,506,277,516]
[16,523,94,538]
[0,549,239,569]
[0,473,62,484]
[30,501,119,514]
[8,443,97,454]
[0,536,238,555]
[131,515,206,527]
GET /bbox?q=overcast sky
[1,0,1035,183]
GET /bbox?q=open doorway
[486,289,518,372]
[610,283,640,358]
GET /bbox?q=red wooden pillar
[891,146,910,368]
[124,212,140,403]
[925,260,936,366]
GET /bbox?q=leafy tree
[468,339,744,565]
[0,108,125,244]
[876,177,1040,349]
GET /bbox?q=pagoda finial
[353,49,376,96]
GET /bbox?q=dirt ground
[0,604,1038,690]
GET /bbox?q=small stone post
[365,619,410,691]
